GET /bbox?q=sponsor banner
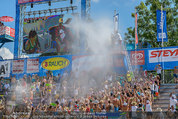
[149,48,178,63]
[0,61,11,77]
[41,57,70,71]
[135,12,138,44]
[0,26,5,35]
[156,10,168,42]
[27,59,39,73]
[131,50,145,65]
[126,44,135,50]
[39,55,72,77]
[10,27,15,37]
[12,60,25,74]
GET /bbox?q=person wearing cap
[49,17,72,54]
[153,108,164,119]
[131,102,138,119]
[173,66,178,83]
[25,30,41,54]
[170,94,177,109]
[155,64,162,84]
[145,99,152,119]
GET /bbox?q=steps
[152,83,178,112]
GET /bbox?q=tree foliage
[124,0,178,48]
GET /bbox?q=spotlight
[49,1,51,6]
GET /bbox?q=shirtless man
[113,95,119,112]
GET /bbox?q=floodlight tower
[14,0,77,59]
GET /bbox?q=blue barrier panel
[128,46,178,71]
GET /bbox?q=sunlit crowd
[0,69,177,119]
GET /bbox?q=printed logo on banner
[12,60,24,74]
[0,61,10,77]
[131,51,145,65]
[27,59,39,73]
[149,48,178,63]
[41,57,70,70]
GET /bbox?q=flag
[135,12,138,45]
[156,10,168,42]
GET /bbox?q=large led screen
[23,15,74,54]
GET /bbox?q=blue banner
[126,44,135,50]
[156,10,168,42]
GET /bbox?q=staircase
[152,83,178,111]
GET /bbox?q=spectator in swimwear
[25,30,40,54]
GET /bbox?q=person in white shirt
[170,95,177,109]
[145,100,152,119]
[154,82,159,98]
[150,82,154,101]
[155,64,162,83]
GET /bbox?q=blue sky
[0,0,145,56]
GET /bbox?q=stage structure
[14,0,90,59]
[0,25,15,49]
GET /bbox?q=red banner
[131,50,145,65]
[149,48,178,63]
[12,60,24,74]
[18,0,44,4]
[135,12,138,45]
[27,59,39,73]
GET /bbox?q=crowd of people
[0,68,177,119]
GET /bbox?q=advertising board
[0,61,11,77]
[12,60,25,74]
